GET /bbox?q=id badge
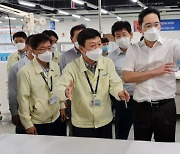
[48,96,57,104]
[94,99,101,106]
[90,99,101,106]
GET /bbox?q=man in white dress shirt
[123,7,180,142]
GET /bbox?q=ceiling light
[41,5,54,11]
[84,17,90,21]
[18,0,36,7]
[51,18,59,22]
[131,0,138,2]
[117,16,122,20]
[0,21,2,23]
[72,14,81,18]
[5,17,16,20]
[101,9,108,14]
[72,0,84,5]
[58,10,69,15]
[144,6,148,9]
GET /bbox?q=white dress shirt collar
[140,36,163,47]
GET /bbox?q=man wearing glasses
[17,33,65,135]
[123,7,180,142]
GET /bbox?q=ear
[32,49,38,56]
[113,37,116,42]
[130,32,133,40]
[25,44,28,49]
[159,22,162,31]
[70,37,73,43]
[138,25,142,34]
[29,47,33,53]
[78,45,85,54]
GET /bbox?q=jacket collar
[32,58,54,75]
[140,36,163,47]
[79,55,105,78]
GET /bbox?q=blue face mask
[102,45,110,52]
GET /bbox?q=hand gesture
[153,63,175,76]
[65,81,74,101]
[118,90,130,102]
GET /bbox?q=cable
[6,14,13,43]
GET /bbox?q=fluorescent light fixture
[72,14,81,18]
[101,9,108,14]
[5,17,16,20]
[84,17,90,21]
[58,10,69,15]
[144,6,148,9]
[72,0,84,5]
[117,16,122,20]
[131,0,138,2]
[0,21,2,23]
[41,5,54,11]
[18,0,36,7]
[51,18,59,22]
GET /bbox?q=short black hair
[42,30,59,40]
[138,7,160,26]
[49,30,58,40]
[25,34,35,46]
[70,24,86,38]
[111,21,132,37]
[13,31,27,40]
[30,33,52,50]
[101,38,109,43]
[77,28,101,47]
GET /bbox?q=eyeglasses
[36,47,53,52]
[142,22,160,30]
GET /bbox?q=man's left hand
[118,90,130,102]
[60,109,66,122]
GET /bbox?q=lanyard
[84,69,100,95]
[40,72,53,92]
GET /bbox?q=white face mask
[37,50,52,62]
[74,41,79,49]
[51,44,57,52]
[86,48,102,62]
[116,37,131,49]
[144,27,160,42]
[15,42,25,51]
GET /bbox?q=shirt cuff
[22,121,34,130]
[114,92,121,101]
[19,112,34,129]
[60,102,66,109]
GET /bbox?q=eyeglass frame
[35,47,53,53]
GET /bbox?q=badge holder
[48,92,57,104]
[90,94,101,107]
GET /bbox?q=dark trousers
[114,96,134,139]
[65,100,73,136]
[133,99,176,142]
[34,117,66,136]
[59,120,67,136]
[16,126,26,134]
[72,122,112,139]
